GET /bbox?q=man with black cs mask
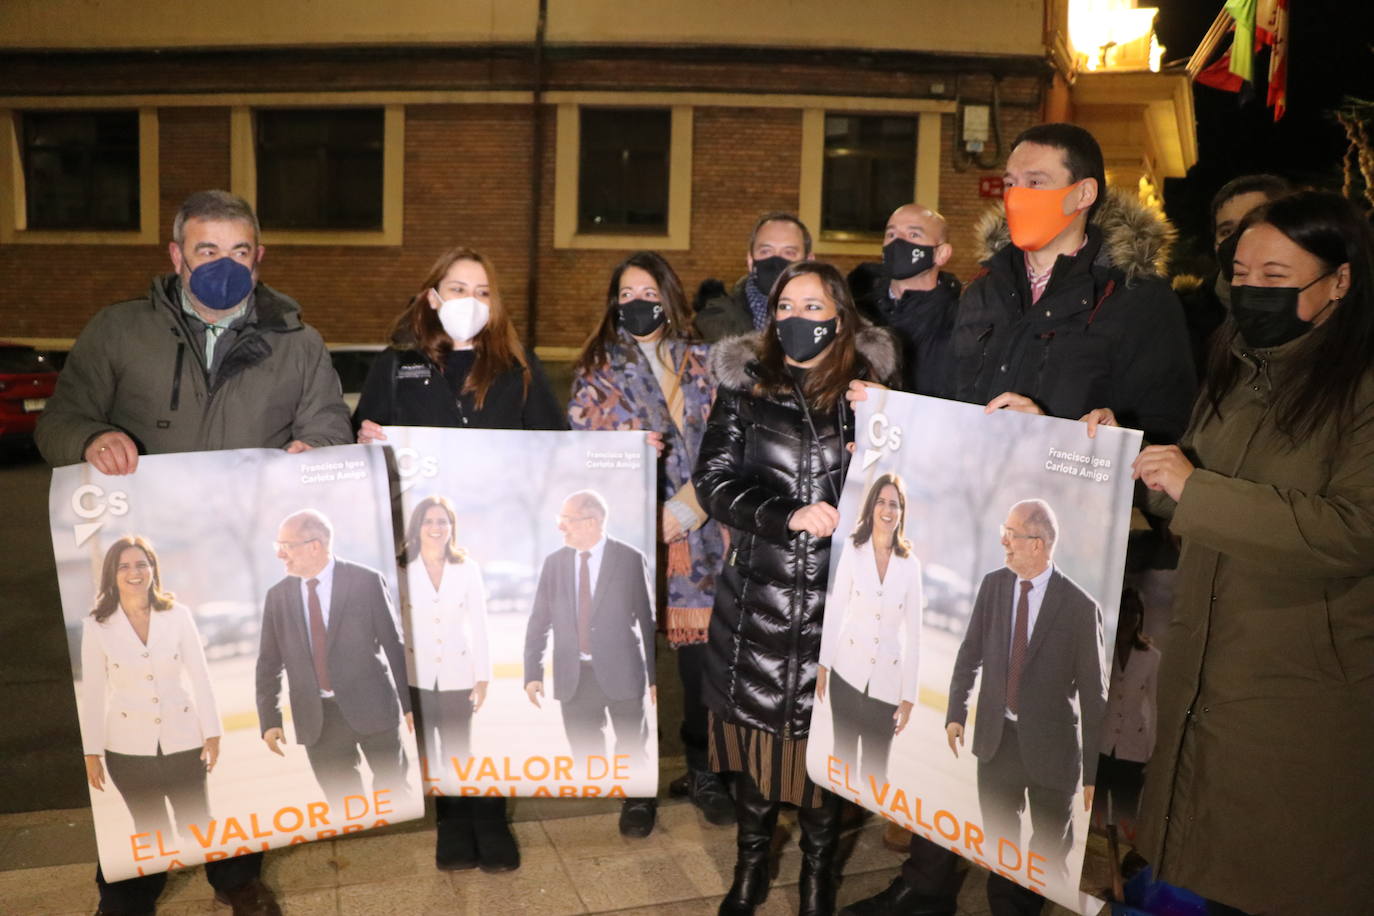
[851,203,961,397]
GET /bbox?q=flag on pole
[1258,0,1290,120]
[1225,0,1258,84]
[1196,52,1246,93]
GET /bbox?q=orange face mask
[1004,181,1085,252]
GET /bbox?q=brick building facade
[0,1,1192,355]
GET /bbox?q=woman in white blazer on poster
[80,535,222,845]
[817,472,923,791]
[401,496,494,862]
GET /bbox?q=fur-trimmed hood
[974,187,1176,285]
[709,324,899,390]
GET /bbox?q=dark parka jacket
[955,188,1195,443]
[693,327,898,738]
[36,275,351,465]
[693,276,756,343]
[1137,335,1374,915]
[855,269,961,399]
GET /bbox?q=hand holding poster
[383,427,659,800]
[808,390,1142,914]
[51,445,422,881]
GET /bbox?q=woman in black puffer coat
[694,261,898,916]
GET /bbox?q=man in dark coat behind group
[850,202,961,398]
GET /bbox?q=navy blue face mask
[188,257,254,311]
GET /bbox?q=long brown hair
[402,495,467,566]
[391,247,530,409]
[753,260,863,411]
[574,251,696,374]
[850,472,912,557]
[92,536,176,622]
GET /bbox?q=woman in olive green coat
[1130,191,1374,915]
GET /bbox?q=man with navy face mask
[36,190,351,916]
[37,190,351,476]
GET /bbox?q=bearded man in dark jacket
[843,124,1195,916]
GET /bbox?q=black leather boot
[471,795,520,872]
[718,776,780,916]
[797,790,844,916]
[434,795,477,871]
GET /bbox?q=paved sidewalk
[0,793,1097,916]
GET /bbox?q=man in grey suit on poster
[945,498,1107,887]
[256,509,413,807]
[523,490,658,836]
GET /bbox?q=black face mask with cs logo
[1231,272,1333,349]
[617,298,667,337]
[882,239,937,281]
[775,316,838,363]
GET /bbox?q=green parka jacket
[36,275,352,465]
[1137,333,1374,914]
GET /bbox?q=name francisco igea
[1044,446,1111,483]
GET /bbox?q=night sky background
[1153,0,1374,275]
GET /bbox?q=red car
[0,342,60,446]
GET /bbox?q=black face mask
[775,316,838,363]
[1231,273,1333,349]
[752,256,791,297]
[617,298,667,337]
[882,239,937,281]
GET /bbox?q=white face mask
[435,295,490,346]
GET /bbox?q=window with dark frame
[578,108,671,235]
[820,114,918,239]
[254,108,385,231]
[21,110,140,231]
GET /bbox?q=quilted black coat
[693,327,897,738]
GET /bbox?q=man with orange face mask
[842,124,1194,916]
[954,122,1194,446]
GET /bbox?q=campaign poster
[807,391,1141,914]
[51,446,423,881]
[382,427,659,801]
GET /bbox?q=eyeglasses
[273,538,320,551]
[999,526,1042,542]
[556,515,595,525]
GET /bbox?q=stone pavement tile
[330,819,552,887]
[336,872,457,916]
[0,862,96,915]
[330,828,435,887]
[514,796,624,822]
[0,806,91,872]
[157,886,339,915]
[544,809,730,910]
[597,897,720,916]
[263,837,345,893]
[443,856,588,916]
[558,845,728,912]
[0,808,96,870]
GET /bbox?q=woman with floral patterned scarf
[569,250,731,834]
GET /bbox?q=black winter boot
[797,790,844,916]
[718,776,780,916]
[434,795,477,871]
[471,795,520,872]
